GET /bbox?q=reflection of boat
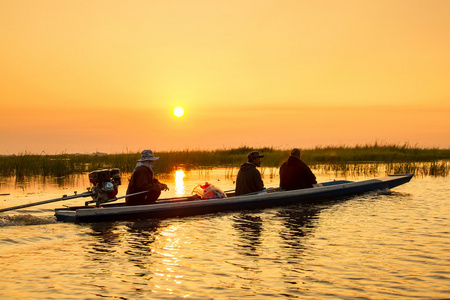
[55,174,413,223]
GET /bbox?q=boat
[54,174,413,223]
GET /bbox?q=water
[0,169,449,299]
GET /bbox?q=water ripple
[0,214,57,227]
[0,176,449,299]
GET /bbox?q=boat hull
[55,174,413,223]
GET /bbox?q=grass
[1,143,449,177]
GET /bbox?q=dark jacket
[235,162,264,196]
[279,156,317,190]
[126,165,161,205]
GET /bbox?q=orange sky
[1,0,449,154]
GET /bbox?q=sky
[1,0,449,154]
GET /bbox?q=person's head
[247,151,264,167]
[290,148,301,159]
[138,150,160,165]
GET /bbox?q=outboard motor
[87,168,121,206]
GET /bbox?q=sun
[173,106,185,118]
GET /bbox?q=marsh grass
[1,144,449,178]
[311,161,449,177]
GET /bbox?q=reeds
[1,143,449,177]
[311,161,449,177]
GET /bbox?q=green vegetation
[1,144,449,177]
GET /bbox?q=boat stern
[54,208,77,222]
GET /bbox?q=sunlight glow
[173,107,185,118]
[174,169,186,196]
[1,2,449,154]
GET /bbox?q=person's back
[126,150,169,206]
[279,148,317,190]
[235,162,264,196]
[235,151,265,196]
[126,165,160,205]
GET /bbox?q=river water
[0,168,449,299]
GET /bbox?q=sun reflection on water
[174,169,186,196]
[152,223,190,297]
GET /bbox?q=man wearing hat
[126,150,169,206]
[235,151,265,196]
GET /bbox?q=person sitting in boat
[126,150,169,206]
[235,151,265,196]
[279,148,317,190]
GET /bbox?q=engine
[87,168,121,206]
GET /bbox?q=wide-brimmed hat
[138,150,160,162]
[247,151,264,161]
